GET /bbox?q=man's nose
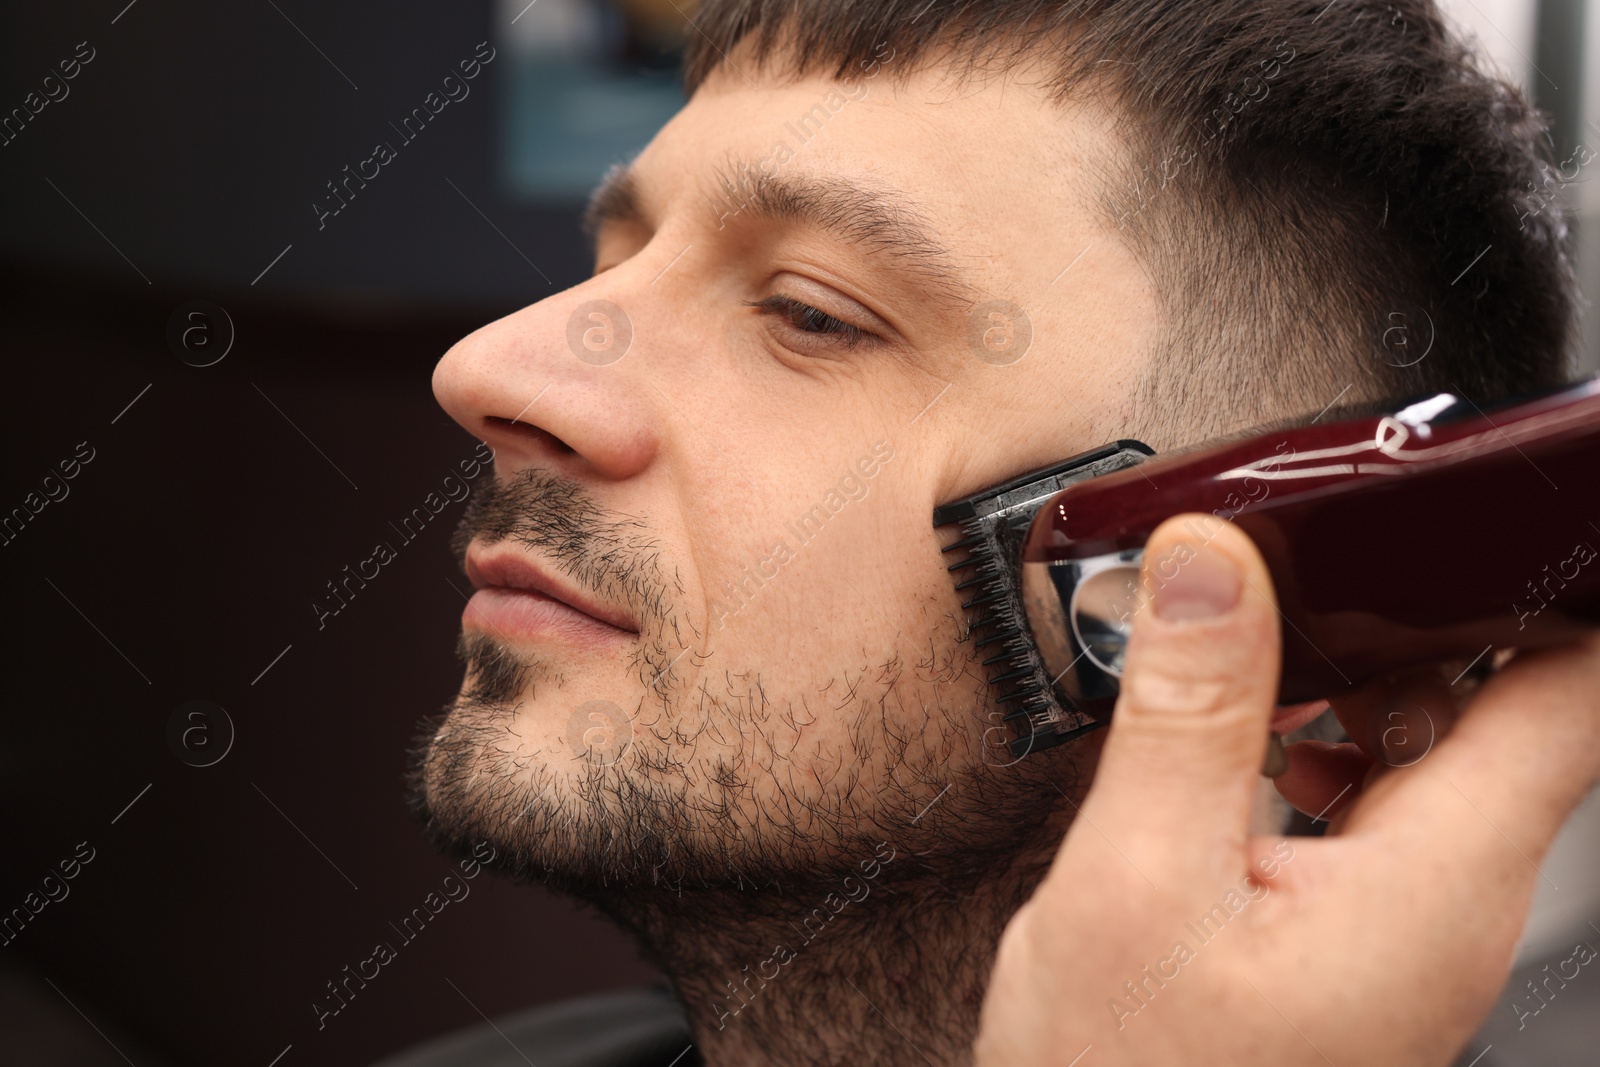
[433,278,661,481]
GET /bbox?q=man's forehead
[586,58,1128,319]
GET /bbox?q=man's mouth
[462,544,639,644]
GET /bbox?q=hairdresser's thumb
[1081,515,1282,878]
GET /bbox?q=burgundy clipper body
[1019,379,1600,730]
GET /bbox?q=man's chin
[400,716,748,902]
[403,695,718,895]
[405,704,1076,914]
[407,626,1084,919]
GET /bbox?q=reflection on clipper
[1070,562,1145,676]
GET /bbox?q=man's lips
[462,545,638,639]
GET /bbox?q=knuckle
[1121,661,1238,717]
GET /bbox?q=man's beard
[405,465,1080,950]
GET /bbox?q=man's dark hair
[681,0,1578,436]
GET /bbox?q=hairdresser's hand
[974,514,1600,1067]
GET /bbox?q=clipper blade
[933,440,1154,758]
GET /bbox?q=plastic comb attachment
[932,440,1154,757]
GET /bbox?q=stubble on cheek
[412,591,1010,878]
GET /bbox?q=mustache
[452,467,672,621]
[450,466,690,682]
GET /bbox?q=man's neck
[593,844,1054,1067]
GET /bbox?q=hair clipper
[936,378,1600,758]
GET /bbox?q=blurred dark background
[0,1,685,1064]
[1,0,1597,1065]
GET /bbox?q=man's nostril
[485,415,576,454]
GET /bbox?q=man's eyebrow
[708,161,980,307]
[582,160,980,309]
[582,163,643,238]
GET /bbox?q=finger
[1343,632,1600,860]
[1077,514,1281,883]
[1272,697,1330,736]
[1275,739,1370,821]
[1329,669,1462,768]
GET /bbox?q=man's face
[416,45,1158,891]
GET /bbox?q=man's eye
[747,294,869,349]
